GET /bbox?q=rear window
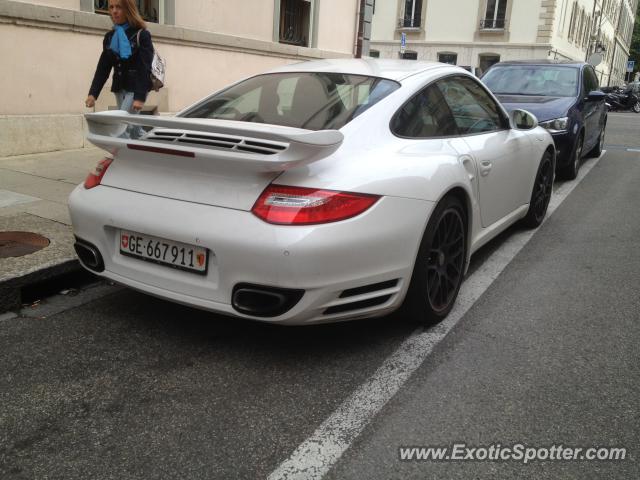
[182,72,400,130]
[482,65,579,97]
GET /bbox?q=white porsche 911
[69,59,555,325]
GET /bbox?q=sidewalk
[0,147,103,312]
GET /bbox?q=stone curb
[0,258,82,313]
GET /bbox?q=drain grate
[0,231,50,258]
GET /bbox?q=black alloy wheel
[521,151,555,229]
[633,101,640,114]
[560,134,583,180]
[586,125,605,158]
[403,196,467,323]
[426,208,465,312]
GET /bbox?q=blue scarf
[110,23,132,59]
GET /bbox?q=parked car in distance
[69,59,555,326]
[481,60,607,180]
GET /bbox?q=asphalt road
[1,113,639,480]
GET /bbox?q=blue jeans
[115,90,145,139]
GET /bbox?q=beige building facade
[371,0,637,85]
[0,0,360,156]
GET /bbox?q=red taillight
[84,158,113,189]
[252,185,380,225]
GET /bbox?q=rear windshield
[482,65,579,97]
[182,72,400,130]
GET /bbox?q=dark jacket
[89,27,154,102]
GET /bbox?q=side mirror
[509,109,538,130]
[586,90,606,102]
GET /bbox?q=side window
[582,67,599,94]
[437,76,505,135]
[230,88,261,115]
[391,85,458,138]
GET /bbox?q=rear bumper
[68,184,433,325]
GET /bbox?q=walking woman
[85,0,154,138]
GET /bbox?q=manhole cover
[0,231,50,258]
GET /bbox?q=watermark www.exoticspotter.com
[398,444,627,464]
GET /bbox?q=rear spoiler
[84,110,344,172]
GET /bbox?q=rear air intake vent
[145,130,288,155]
[339,279,399,298]
[152,131,182,138]
[322,279,400,315]
[324,295,392,315]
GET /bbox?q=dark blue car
[482,60,607,179]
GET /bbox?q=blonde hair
[112,0,147,29]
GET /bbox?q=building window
[573,8,581,44]
[567,1,577,41]
[579,9,586,46]
[94,0,161,23]
[400,0,422,28]
[583,14,591,48]
[481,0,507,29]
[478,54,500,75]
[279,0,312,46]
[401,51,418,60]
[369,50,380,58]
[438,53,458,65]
[94,0,108,14]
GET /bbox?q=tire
[402,196,467,324]
[585,125,605,158]
[520,150,555,229]
[559,134,583,180]
[633,102,640,113]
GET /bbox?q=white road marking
[268,153,604,480]
[626,148,640,152]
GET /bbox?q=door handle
[479,160,492,176]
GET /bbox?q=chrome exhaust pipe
[74,239,105,272]
[232,284,304,317]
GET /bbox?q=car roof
[491,59,585,67]
[265,58,452,82]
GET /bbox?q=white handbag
[136,30,165,92]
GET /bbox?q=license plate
[119,230,208,274]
